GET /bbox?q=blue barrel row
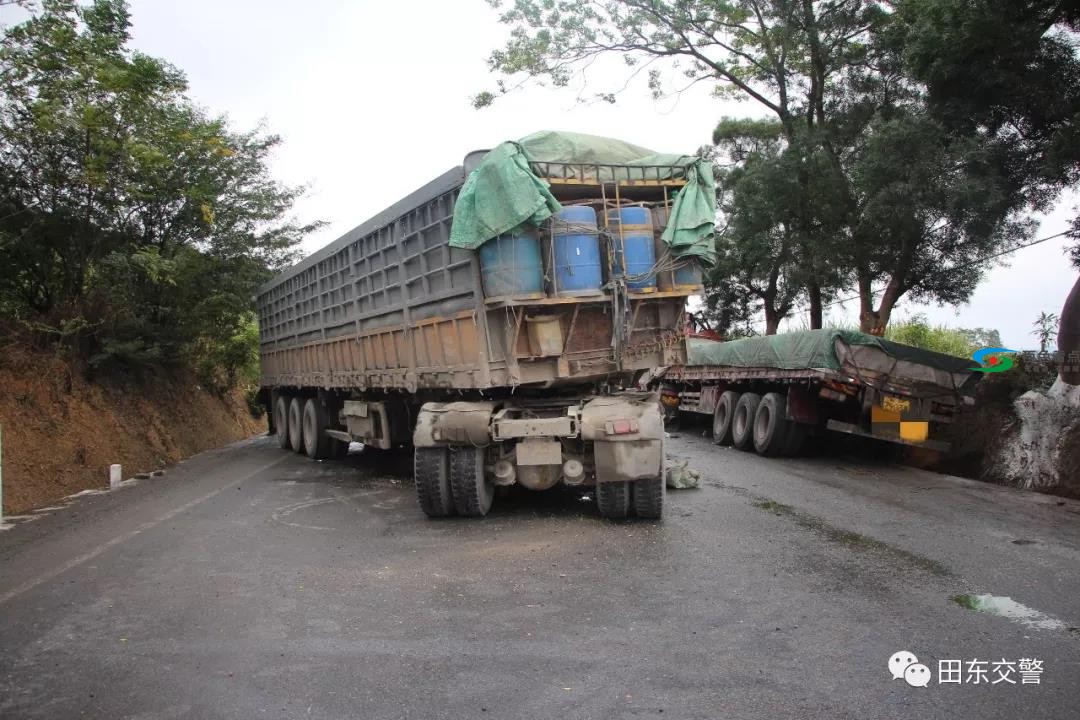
[478,206,702,299]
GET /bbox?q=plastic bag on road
[665,460,700,489]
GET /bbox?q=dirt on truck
[256,131,717,520]
[651,329,982,457]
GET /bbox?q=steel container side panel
[258,166,499,390]
[258,167,465,297]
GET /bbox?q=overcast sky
[5,0,1076,349]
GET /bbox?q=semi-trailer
[256,131,716,519]
[650,330,981,456]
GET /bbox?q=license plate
[881,395,911,413]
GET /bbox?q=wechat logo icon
[889,651,931,687]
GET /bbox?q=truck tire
[752,392,789,457]
[782,424,806,456]
[302,398,334,460]
[449,446,493,517]
[332,438,351,460]
[596,481,631,519]
[288,397,305,454]
[731,392,761,450]
[633,477,664,519]
[274,395,291,449]
[712,390,739,446]
[414,447,454,518]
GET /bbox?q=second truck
[256,131,717,520]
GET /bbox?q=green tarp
[686,330,977,374]
[448,130,716,265]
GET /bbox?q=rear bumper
[826,420,950,453]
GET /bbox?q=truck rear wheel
[633,477,664,519]
[596,481,631,519]
[414,447,454,518]
[449,446,493,517]
[712,390,739,446]
[288,397,305,454]
[732,392,761,450]
[753,392,789,457]
[302,398,334,460]
[782,424,806,456]
[274,395,291,449]
[332,438,351,460]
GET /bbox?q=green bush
[884,315,977,358]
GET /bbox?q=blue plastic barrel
[606,207,657,291]
[478,231,544,300]
[553,206,603,296]
[673,256,703,289]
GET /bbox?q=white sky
[5,0,1077,349]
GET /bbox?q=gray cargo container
[257,145,702,519]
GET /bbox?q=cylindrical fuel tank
[552,206,603,296]
[478,231,545,300]
[606,206,657,292]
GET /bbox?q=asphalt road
[1,431,1078,719]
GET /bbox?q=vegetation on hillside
[0,0,317,393]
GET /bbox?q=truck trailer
[256,131,717,520]
[650,330,981,456]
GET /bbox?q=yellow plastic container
[525,315,564,357]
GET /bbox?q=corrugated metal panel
[257,157,697,392]
[257,164,492,390]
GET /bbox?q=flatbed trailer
[650,331,981,456]
[257,131,716,519]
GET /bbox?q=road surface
[1,432,1078,719]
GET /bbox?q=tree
[888,0,1080,268]
[0,0,317,380]
[479,0,1030,334]
[710,118,805,334]
[845,110,1033,334]
[1032,311,1060,352]
[885,314,977,357]
[960,327,1002,349]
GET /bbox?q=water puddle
[951,594,1072,632]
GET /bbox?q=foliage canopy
[0,0,317,388]
[479,0,1073,333]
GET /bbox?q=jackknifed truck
[256,131,717,519]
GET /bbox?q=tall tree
[479,0,1028,333]
[0,0,317,376]
[710,118,805,334]
[888,0,1080,268]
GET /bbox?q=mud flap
[413,401,496,448]
[581,392,664,483]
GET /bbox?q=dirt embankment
[0,345,266,514]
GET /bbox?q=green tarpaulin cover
[448,130,716,265]
[686,330,977,374]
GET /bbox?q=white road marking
[0,455,288,606]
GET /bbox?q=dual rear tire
[596,477,664,520]
[721,390,805,457]
[414,446,494,518]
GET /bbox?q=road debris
[665,460,700,489]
